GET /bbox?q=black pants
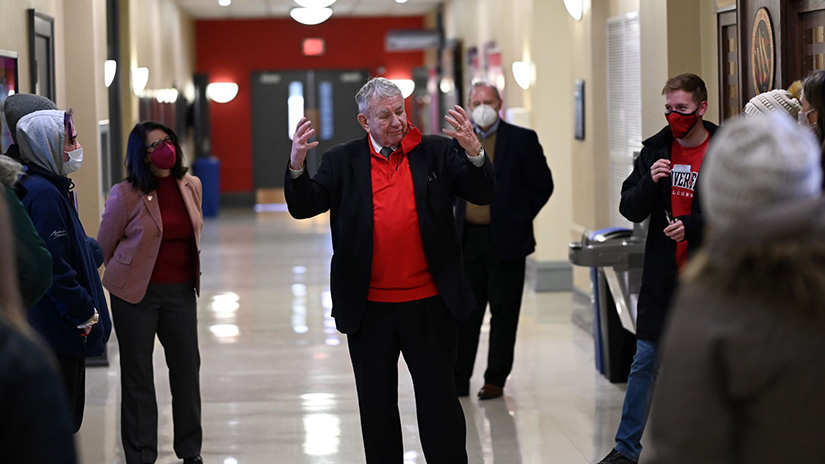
[347,296,468,464]
[111,283,202,464]
[56,355,86,433]
[455,224,526,390]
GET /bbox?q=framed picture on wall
[0,49,19,153]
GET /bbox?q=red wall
[195,17,425,193]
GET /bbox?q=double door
[251,70,368,197]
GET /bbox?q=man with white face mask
[12,104,112,433]
[453,82,554,400]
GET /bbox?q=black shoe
[598,448,636,463]
[477,383,503,400]
[183,457,203,464]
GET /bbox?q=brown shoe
[477,383,503,400]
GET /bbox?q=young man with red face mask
[597,73,718,464]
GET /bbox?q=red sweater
[150,175,197,284]
[367,125,439,302]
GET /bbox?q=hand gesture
[651,159,671,183]
[664,219,685,242]
[290,117,319,170]
[443,105,483,156]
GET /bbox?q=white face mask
[798,109,817,131]
[62,147,83,175]
[471,104,499,128]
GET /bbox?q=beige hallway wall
[0,0,195,235]
[443,0,721,293]
[443,0,575,291]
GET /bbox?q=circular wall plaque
[751,7,775,94]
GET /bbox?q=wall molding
[527,258,573,292]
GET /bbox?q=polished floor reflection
[78,209,627,464]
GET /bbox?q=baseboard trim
[526,258,573,292]
[219,192,256,208]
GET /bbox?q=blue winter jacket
[18,167,111,357]
[15,110,111,357]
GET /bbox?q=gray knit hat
[701,113,822,231]
[2,93,57,144]
[743,89,801,119]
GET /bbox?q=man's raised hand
[290,117,320,170]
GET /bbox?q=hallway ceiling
[175,0,441,19]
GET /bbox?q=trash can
[193,156,220,218]
[569,227,644,383]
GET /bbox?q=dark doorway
[28,10,55,101]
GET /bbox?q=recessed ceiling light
[218,0,231,6]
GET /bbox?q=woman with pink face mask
[97,121,204,464]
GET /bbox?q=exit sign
[303,38,325,56]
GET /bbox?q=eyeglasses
[146,136,173,151]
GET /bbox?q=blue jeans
[614,339,658,462]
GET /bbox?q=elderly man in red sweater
[285,77,494,463]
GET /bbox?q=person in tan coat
[97,121,204,464]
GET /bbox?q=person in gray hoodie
[15,108,112,432]
[642,113,825,463]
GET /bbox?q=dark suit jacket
[454,120,553,261]
[285,134,495,334]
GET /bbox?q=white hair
[355,78,402,115]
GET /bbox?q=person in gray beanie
[642,113,825,463]
[2,93,58,163]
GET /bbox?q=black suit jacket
[285,134,495,334]
[454,120,554,261]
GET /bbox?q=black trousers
[455,224,526,389]
[347,296,468,464]
[56,355,86,433]
[111,283,202,464]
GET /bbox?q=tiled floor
[77,209,628,464]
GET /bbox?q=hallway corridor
[77,209,626,464]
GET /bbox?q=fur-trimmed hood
[0,154,23,187]
[685,197,825,313]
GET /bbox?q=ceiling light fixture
[290,7,333,25]
[295,0,336,7]
[219,0,231,6]
[395,0,409,3]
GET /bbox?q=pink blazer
[97,174,203,303]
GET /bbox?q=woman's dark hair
[803,70,825,150]
[125,121,187,193]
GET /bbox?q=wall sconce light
[290,7,333,25]
[389,79,415,99]
[512,61,535,90]
[156,88,179,104]
[564,0,583,20]
[104,60,117,88]
[131,67,149,95]
[206,82,239,103]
